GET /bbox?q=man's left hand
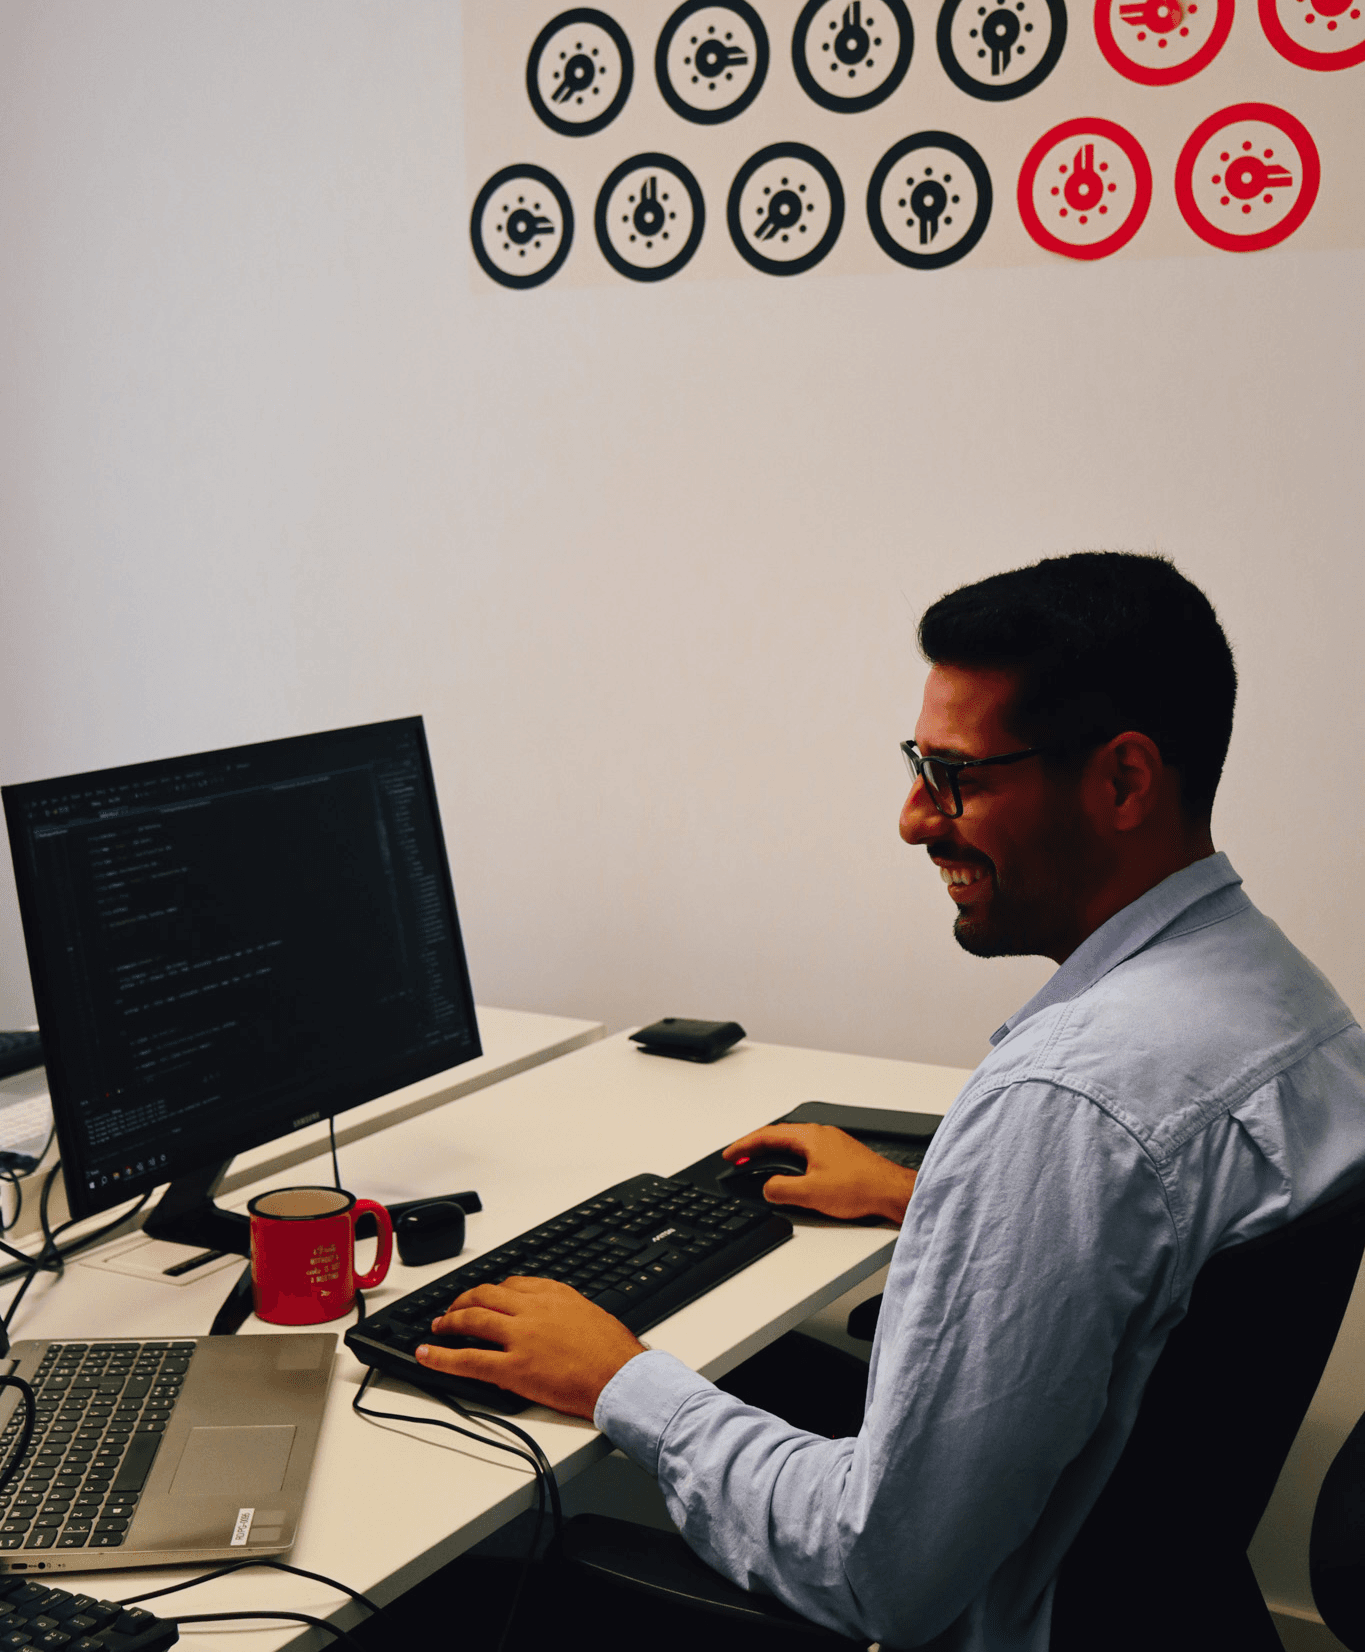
[415,1277,647,1418]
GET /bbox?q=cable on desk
[0,1170,20,1237]
[168,1610,366,1648]
[351,1365,564,1652]
[0,1375,36,1499]
[329,1116,342,1192]
[0,1124,57,1235]
[0,1164,152,1332]
[117,1555,381,1617]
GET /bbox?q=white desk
[2,1031,970,1649]
[0,1006,605,1242]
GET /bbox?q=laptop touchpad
[169,1424,295,1496]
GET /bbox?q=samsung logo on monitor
[292,1111,322,1129]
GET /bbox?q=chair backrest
[1309,1404,1365,1650]
[1051,1179,1365,1652]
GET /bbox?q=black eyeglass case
[630,1018,747,1063]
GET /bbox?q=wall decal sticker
[727,143,845,272]
[1175,102,1321,249]
[1017,116,1152,257]
[464,3,1361,284]
[595,153,707,277]
[937,0,1068,97]
[1094,0,1236,82]
[867,132,994,266]
[791,0,915,112]
[527,9,635,135]
[1257,0,1365,66]
[655,0,770,120]
[471,164,575,287]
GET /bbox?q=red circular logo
[1017,117,1152,260]
[1175,103,1320,252]
[1094,0,1235,81]
[1258,0,1365,68]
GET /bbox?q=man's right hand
[723,1123,918,1224]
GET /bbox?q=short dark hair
[917,552,1236,820]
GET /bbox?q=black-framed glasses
[900,739,1051,819]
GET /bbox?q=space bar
[112,1432,163,1493]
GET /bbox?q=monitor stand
[142,1161,250,1257]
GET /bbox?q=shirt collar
[989,851,1244,1046]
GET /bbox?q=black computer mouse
[717,1151,808,1199]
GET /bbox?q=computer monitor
[1,717,480,1255]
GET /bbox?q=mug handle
[352,1199,394,1290]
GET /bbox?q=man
[416,553,1365,1649]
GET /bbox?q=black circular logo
[595,155,706,281]
[727,143,845,275]
[792,0,914,113]
[936,0,1066,99]
[471,165,574,289]
[656,1,770,124]
[527,8,634,136]
[867,133,993,268]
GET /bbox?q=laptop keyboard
[0,1340,193,1555]
[346,1173,794,1411]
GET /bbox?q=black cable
[29,1123,56,1171]
[441,1392,562,1652]
[351,1367,562,1652]
[444,1393,563,1545]
[169,1611,366,1648]
[0,1166,152,1333]
[0,1375,36,1500]
[329,1117,342,1191]
[0,1170,20,1236]
[35,1163,152,1266]
[117,1555,381,1616]
[351,1368,548,1487]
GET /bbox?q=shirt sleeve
[594,1080,1184,1648]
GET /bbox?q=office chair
[559,1179,1365,1652]
[1310,1404,1365,1649]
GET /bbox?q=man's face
[900,663,1104,964]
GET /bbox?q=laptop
[0,1331,334,1572]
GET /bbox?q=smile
[939,865,989,887]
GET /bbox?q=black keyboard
[346,1173,793,1411]
[0,1573,177,1648]
[0,1340,194,1558]
[0,1032,43,1083]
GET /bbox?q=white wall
[1,0,1362,1622]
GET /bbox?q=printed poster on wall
[465,0,1363,286]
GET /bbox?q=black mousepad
[672,1101,942,1222]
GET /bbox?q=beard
[952,884,1048,958]
[944,826,1098,962]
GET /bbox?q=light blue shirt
[595,854,1365,1650]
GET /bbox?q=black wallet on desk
[630,1018,746,1063]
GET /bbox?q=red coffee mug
[248,1187,393,1326]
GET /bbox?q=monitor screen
[3,718,480,1227]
